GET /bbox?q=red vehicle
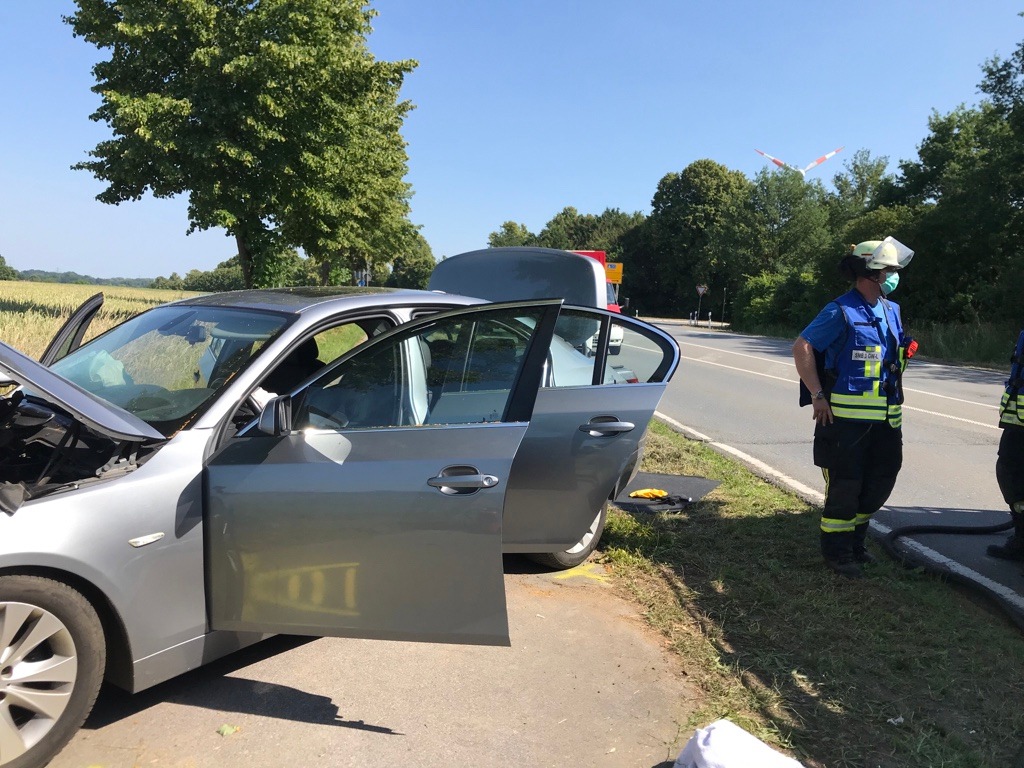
[571,250,621,313]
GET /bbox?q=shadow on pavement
[83,635,402,735]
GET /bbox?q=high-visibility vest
[826,290,905,427]
[1000,330,1024,428]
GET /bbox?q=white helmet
[852,237,914,271]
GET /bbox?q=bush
[732,271,828,332]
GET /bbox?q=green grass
[600,420,1024,768]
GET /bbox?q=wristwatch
[813,389,826,400]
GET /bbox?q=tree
[488,221,536,248]
[385,233,436,289]
[182,257,245,292]
[0,255,17,281]
[827,149,894,230]
[66,0,416,288]
[151,272,184,290]
[892,104,1017,322]
[626,160,752,316]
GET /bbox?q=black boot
[987,534,1024,561]
[852,522,877,565]
[987,510,1024,561]
[822,531,864,579]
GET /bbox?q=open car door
[502,308,680,551]
[205,301,561,646]
[40,292,104,365]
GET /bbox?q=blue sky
[1,1,1021,279]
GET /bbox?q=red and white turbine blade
[801,146,844,173]
[756,149,800,173]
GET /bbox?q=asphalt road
[52,559,698,768]
[650,321,1005,514]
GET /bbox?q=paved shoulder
[54,564,699,768]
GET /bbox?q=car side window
[600,319,669,384]
[294,307,543,430]
[544,309,675,387]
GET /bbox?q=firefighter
[988,329,1024,562]
[793,239,915,578]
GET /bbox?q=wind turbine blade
[755,149,797,172]
[801,146,845,173]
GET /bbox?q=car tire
[527,503,608,570]
[0,576,106,768]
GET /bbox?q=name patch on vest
[851,349,882,361]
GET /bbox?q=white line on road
[655,411,825,503]
[679,355,999,429]
[677,338,1000,410]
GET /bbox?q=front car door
[205,301,561,646]
[502,308,680,550]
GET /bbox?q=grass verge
[601,420,1024,768]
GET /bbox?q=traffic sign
[696,284,708,296]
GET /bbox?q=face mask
[881,271,900,296]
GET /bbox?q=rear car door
[205,301,560,646]
[501,308,680,550]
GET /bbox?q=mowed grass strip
[603,420,1024,768]
[0,281,197,358]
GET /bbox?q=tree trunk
[235,233,254,289]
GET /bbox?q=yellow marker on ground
[552,562,609,582]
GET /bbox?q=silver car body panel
[0,341,164,442]
[0,289,678,695]
[501,383,667,550]
[206,423,524,646]
[0,429,216,690]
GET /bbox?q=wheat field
[0,281,197,359]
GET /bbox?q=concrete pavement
[52,558,700,768]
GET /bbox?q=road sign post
[696,284,708,322]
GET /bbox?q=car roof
[171,286,465,314]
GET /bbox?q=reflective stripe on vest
[1000,330,1024,428]
[1001,391,1023,427]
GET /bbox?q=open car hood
[0,341,164,442]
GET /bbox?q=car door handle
[579,420,635,437]
[428,473,500,490]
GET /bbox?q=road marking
[677,339,1001,410]
[655,412,825,503]
[870,519,1024,614]
[901,405,998,430]
[679,355,1000,429]
[678,339,790,365]
[680,355,794,383]
[654,412,1024,615]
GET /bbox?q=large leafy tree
[627,160,752,316]
[893,104,1017,322]
[66,0,416,288]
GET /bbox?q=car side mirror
[257,395,293,436]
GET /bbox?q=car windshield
[48,305,291,435]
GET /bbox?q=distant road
[650,322,1005,514]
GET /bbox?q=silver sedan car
[0,287,678,767]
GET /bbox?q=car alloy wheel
[527,503,608,570]
[0,576,105,768]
